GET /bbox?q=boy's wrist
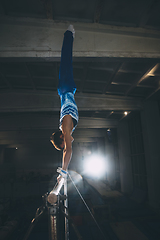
[61,169,67,174]
[57,167,68,178]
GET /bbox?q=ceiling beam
[0,113,118,131]
[80,63,88,92]
[0,63,12,89]
[94,0,105,23]
[103,62,122,94]
[42,0,53,20]
[0,128,107,146]
[139,0,158,28]
[24,63,36,89]
[0,91,143,113]
[0,72,12,89]
[0,127,108,147]
[1,16,160,58]
[125,63,157,95]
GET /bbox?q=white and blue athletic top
[59,92,78,132]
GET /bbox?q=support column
[105,133,116,186]
[118,120,133,194]
[141,101,160,210]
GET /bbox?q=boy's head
[50,130,64,151]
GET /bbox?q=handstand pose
[50,25,78,180]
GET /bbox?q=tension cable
[68,173,107,240]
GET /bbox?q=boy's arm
[61,115,73,171]
[62,131,72,171]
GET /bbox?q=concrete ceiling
[0,0,160,147]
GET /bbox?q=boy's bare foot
[67,24,75,38]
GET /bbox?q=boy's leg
[58,28,76,96]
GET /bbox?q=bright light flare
[68,170,83,184]
[84,155,107,177]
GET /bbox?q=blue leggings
[58,30,76,96]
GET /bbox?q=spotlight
[84,154,107,178]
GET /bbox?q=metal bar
[48,202,60,240]
[64,180,69,240]
[49,214,58,240]
[48,178,65,204]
